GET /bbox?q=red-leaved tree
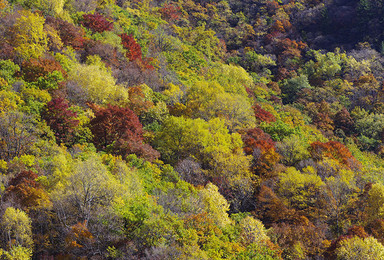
[242,128,280,177]
[119,33,154,70]
[310,141,360,169]
[89,104,159,161]
[253,104,276,123]
[42,98,79,145]
[6,170,50,210]
[81,13,114,33]
[119,33,142,62]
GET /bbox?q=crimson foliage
[42,98,79,145]
[253,104,276,123]
[119,33,154,70]
[89,104,159,161]
[81,13,114,33]
[119,33,142,62]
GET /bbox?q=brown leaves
[6,170,51,211]
[65,221,95,249]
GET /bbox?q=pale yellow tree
[336,236,384,260]
[199,183,232,227]
[2,207,33,249]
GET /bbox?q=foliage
[277,167,325,218]
[2,207,33,249]
[276,134,310,166]
[12,10,47,60]
[41,98,79,145]
[199,183,231,227]
[310,141,359,169]
[185,80,255,131]
[21,57,66,83]
[0,60,20,85]
[155,116,243,164]
[6,170,51,210]
[52,154,120,225]
[81,13,113,33]
[2,0,384,258]
[0,111,38,161]
[280,74,311,104]
[46,16,85,49]
[365,183,384,222]
[119,33,153,69]
[242,127,280,177]
[90,104,159,161]
[335,236,384,260]
[239,216,270,246]
[68,59,128,105]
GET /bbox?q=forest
[2,0,384,259]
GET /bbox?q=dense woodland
[3,0,384,259]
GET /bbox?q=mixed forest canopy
[2,0,384,259]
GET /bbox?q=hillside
[1,0,384,259]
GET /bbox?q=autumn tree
[41,98,79,145]
[238,216,270,246]
[127,85,154,117]
[253,104,276,123]
[0,60,20,85]
[21,57,66,83]
[310,141,359,169]
[280,74,311,104]
[5,170,51,211]
[199,182,232,227]
[119,33,143,62]
[334,108,354,135]
[242,127,280,177]
[67,57,128,105]
[366,219,384,244]
[276,134,310,166]
[45,16,85,49]
[277,167,326,220]
[90,104,141,150]
[52,155,120,225]
[90,104,159,161]
[254,185,296,226]
[155,116,245,166]
[185,81,255,131]
[2,207,33,250]
[65,221,95,252]
[159,3,181,22]
[0,111,38,161]
[175,157,207,186]
[335,236,384,260]
[365,183,384,222]
[272,220,327,259]
[11,10,47,60]
[81,13,113,33]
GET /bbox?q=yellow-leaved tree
[12,10,48,60]
[1,207,33,259]
[68,56,129,105]
[336,236,384,260]
[199,183,232,227]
